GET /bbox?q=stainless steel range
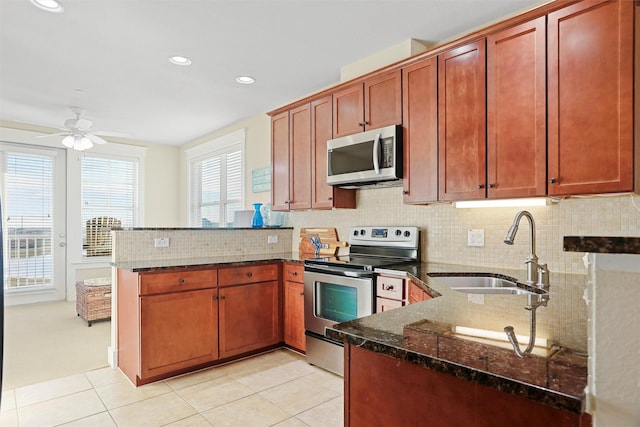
[303,226,420,375]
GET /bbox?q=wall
[589,253,640,426]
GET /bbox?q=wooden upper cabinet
[333,70,402,137]
[487,17,547,199]
[311,96,356,209]
[364,70,402,130]
[271,111,290,211]
[402,57,438,204]
[547,0,633,196]
[333,83,364,137]
[438,40,487,201]
[289,104,312,210]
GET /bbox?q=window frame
[186,129,246,228]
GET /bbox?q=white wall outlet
[467,229,485,247]
[154,237,170,248]
[268,235,278,244]
[468,293,485,304]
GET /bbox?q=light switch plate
[154,237,170,248]
[467,229,485,247]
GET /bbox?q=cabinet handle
[299,291,304,296]
[384,284,394,291]
[549,178,557,184]
[328,196,333,200]
[178,278,185,284]
[292,271,297,276]
[220,295,226,300]
[358,122,364,127]
[247,272,253,277]
[477,184,485,189]
[364,121,369,125]
[403,190,409,195]
[488,183,495,188]
[213,295,218,300]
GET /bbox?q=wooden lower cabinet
[345,344,591,427]
[283,263,305,352]
[140,288,218,379]
[219,280,281,359]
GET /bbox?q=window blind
[81,154,138,257]
[190,145,243,228]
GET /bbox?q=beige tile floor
[0,349,344,427]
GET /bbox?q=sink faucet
[503,210,549,291]
[503,210,551,357]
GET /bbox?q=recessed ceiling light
[235,76,255,85]
[169,56,192,66]
[30,0,64,13]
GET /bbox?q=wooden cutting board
[299,227,348,256]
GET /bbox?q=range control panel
[348,226,420,249]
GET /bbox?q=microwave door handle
[373,133,381,174]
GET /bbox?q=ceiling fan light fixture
[235,76,255,85]
[30,0,64,13]
[169,56,192,66]
[62,134,93,151]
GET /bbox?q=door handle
[372,133,381,175]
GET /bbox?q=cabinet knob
[179,278,185,284]
[477,184,485,189]
[364,121,369,125]
[403,190,409,195]
[247,272,253,278]
[549,178,557,184]
[292,271,297,276]
[358,122,364,127]
[213,295,218,300]
[488,183,495,188]
[220,295,226,300]
[384,284,394,291]
[328,196,333,200]
[299,291,304,296]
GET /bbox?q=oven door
[303,267,374,376]
[304,268,375,335]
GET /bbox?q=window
[187,129,245,228]
[81,153,139,257]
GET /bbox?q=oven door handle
[372,132,381,175]
[304,264,374,278]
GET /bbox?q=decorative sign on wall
[252,167,271,193]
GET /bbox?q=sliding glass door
[1,142,66,305]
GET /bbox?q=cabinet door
[438,39,487,201]
[311,96,356,209]
[487,17,546,199]
[283,280,306,352]
[407,281,430,304]
[333,83,364,137]
[364,70,402,130]
[547,0,633,195]
[271,111,291,211]
[402,57,439,203]
[289,104,312,210]
[219,281,281,359]
[140,288,218,379]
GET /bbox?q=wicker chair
[85,217,121,257]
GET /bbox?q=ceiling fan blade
[74,118,93,131]
[86,134,109,145]
[36,132,70,138]
[92,130,131,138]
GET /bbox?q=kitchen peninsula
[328,263,590,426]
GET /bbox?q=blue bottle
[251,203,263,228]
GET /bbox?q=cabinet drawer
[219,263,279,287]
[139,269,217,295]
[376,275,405,300]
[284,263,304,283]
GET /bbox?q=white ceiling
[0,0,546,146]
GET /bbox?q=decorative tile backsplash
[112,228,293,262]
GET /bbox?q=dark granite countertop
[563,236,640,254]
[327,262,588,414]
[112,251,303,272]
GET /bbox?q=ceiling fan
[39,107,127,151]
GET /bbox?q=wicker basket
[76,278,112,326]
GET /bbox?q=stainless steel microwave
[326,124,402,187]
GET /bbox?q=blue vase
[251,203,263,228]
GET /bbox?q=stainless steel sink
[430,275,540,295]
